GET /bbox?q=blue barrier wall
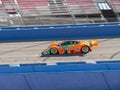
[1,60,120,74]
[0,60,120,90]
[25,72,109,90]
[0,74,30,90]
[0,71,120,90]
[1,22,120,30]
[103,71,120,90]
[0,22,120,41]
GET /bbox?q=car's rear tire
[81,46,89,54]
[50,48,58,55]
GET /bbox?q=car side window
[63,41,71,45]
[72,41,79,44]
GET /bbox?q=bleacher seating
[62,0,99,14]
[0,0,119,26]
[1,0,12,4]
[78,0,99,14]
[0,4,9,26]
[110,0,120,5]
[16,0,51,16]
[110,0,120,12]
[1,0,14,9]
[17,0,48,11]
[1,0,17,14]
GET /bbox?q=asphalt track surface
[0,38,120,64]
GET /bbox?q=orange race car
[42,39,98,55]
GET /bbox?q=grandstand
[0,0,120,26]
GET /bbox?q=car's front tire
[50,48,58,55]
[81,46,89,54]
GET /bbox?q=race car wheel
[81,46,89,54]
[50,48,58,55]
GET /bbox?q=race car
[42,39,98,55]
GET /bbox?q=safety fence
[0,60,120,90]
[0,22,120,41]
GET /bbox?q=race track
[0,38,120,64]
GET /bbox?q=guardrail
[0,22,120,41]
[0,60,120,90]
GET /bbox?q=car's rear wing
[90,39,98,46]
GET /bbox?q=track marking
[110,51,120,59]
[41,57,50,62]
[98,38,113,43]
[0,42,51,55]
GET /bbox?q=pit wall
[0,60,120,90]
[0,22,120,41]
